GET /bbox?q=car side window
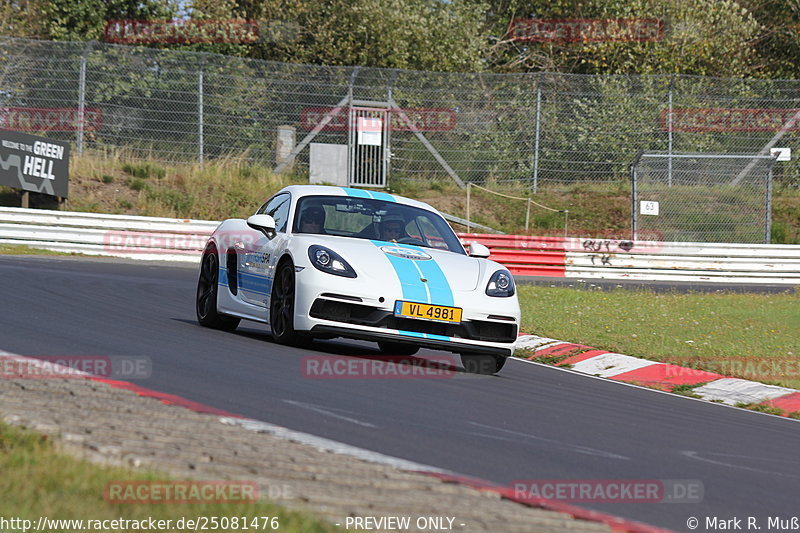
[259,193,290,233]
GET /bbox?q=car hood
[309,237,482,293]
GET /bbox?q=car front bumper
[308,323,513,357]
[292,267,519,357]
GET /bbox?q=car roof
[277,185,439,213]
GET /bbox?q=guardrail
[2,207,799,284]
[459,232,800,285]
[0,207,216,262]
[458,234,567,277]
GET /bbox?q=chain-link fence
[632,152,775,243]
[2,36,800,190]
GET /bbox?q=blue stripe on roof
[341,187,396,202]
[369,191,396,202]
[341,187,372,199]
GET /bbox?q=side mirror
[247,214,277,239]
[467,242,491,258]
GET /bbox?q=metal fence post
[385,69,399,186]
[76,41,94,155]
[668,75,675,187]
[766,168,773,243]
[532,73,542,193]
[632,165,638,240]
[466,182,471,231]
[631,151,644,241]
[525,198,531,231]
[346,67,360,186]
[198,60,204,164]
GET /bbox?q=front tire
[461,353,506,375]
[270,261,309,346]
[196,246,240,332]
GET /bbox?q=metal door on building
[348,106,389,188]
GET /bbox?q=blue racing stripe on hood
[405,246,454,306]
[373,240,428,303]
[371,241,454,306]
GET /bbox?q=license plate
[394,301,462,324]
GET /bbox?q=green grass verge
[0,421,342,533]
[733,402,785,416]
[517,285,800,388]
[0,244,81,256]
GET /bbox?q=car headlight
[308,245,357,278]
[486,269,515,297]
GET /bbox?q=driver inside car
[379,214,406,242]
[298,206,326,234]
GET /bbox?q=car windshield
[293,195,465,255]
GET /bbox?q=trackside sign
[0,130,69,197]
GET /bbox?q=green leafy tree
[486,0,763,77]
[41,0,176,41]
[737,0,800,78]
[188,0,490,72]
[0,0,44,37]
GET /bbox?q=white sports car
[196,185,520,374]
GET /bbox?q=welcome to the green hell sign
[0,130,70,198]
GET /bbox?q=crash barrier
[2,208,799,284]
[458,234,568,277]
[458,232,800,285]
[0,207,216,262]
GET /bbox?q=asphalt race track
[1,255,799,532]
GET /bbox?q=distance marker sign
[0,130,70,197]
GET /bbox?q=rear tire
[377,341,420,356]
[270,260,310,346]
[196,246,240,332]
[461,353,506,375]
